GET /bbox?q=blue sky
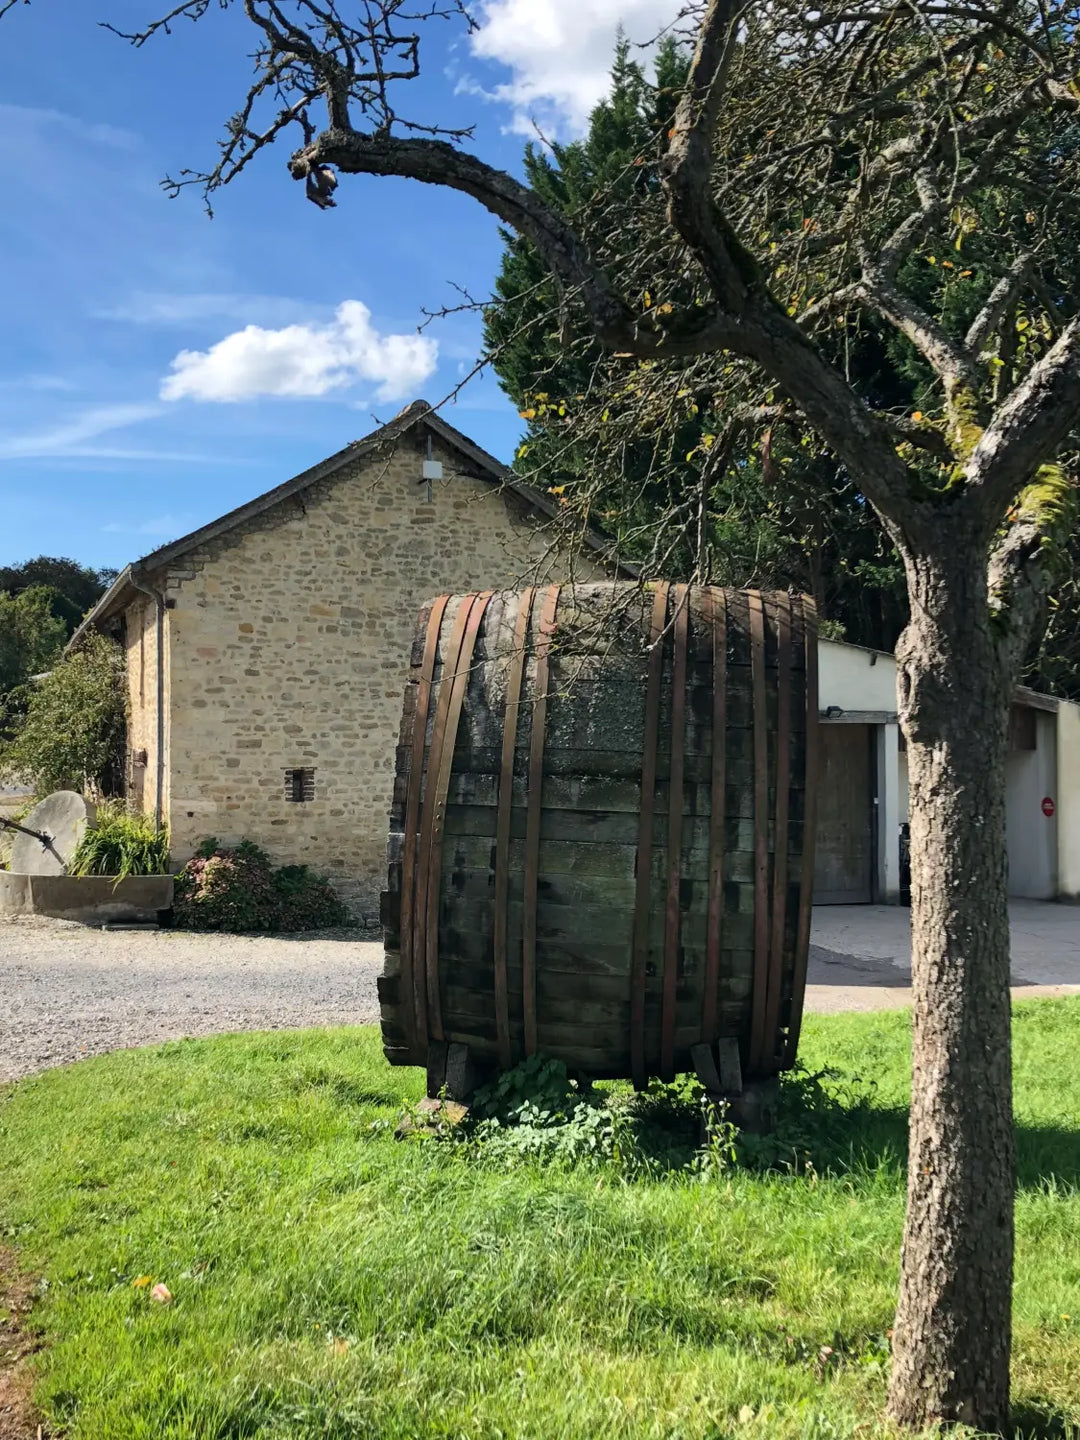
[0,0,675,570]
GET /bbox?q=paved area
[805,901,1080,1012]
[0,916,382,1082]
[3,903,1079,1081]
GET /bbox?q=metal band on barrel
[493,588,535,1068]
[631,582,670,1090]
[764,593,793,1070]
[522,584,560,1057]
[784,595,820,1066]
[748,590,770,1075]
[660,583,689,1081]
[416,593,491,1045]
[703,587,727,1043]
[401,594,450,1055]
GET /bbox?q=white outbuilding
[815,638,1080,904]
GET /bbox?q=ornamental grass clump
[68,804,170,879]
[172,838,349,932]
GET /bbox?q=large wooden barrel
[379,583,819,1088]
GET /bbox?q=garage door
[813,724,874,904]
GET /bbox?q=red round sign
[1042,796,1055,818]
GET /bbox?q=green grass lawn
[1,1003,1079,1439]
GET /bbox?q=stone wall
[123,592,168,823]
[127,429,602,924]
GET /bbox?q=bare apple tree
[16,0,1080,1429]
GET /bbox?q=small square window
[284,767,316,802]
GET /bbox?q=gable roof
[70,400,626,646]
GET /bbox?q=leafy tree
[0,631,126,797]
[0,556,116,638]
[19,0,1080,1429]
[0,586,67,695]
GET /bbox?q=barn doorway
[813,723,876,904]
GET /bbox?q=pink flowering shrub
[173,839,349,932]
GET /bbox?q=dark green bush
[272,862,351,930]
[172,838,350,932]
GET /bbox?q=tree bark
[887,515,1016,1434]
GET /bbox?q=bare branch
[1028,273,1069,336]
[967,314,1080,520]
[857,271,979,390]
[290,129,745,357]
[662,0,753,313]
[732,310,917,526]
[735,402,951,458]
[112,0,479,197]
[966,253,1036,353]
[989,512,1061,673]
[879,413,954,458]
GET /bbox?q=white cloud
[0,103,138,151]
[0,403,231,463]
[0,373,77,394]
[160,300,438,404]
[0,404,158,460]
[469,0,680,134]
[102,513,194,537]
[98,292,321,329]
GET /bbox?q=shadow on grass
[1011,1399,1080,1438]
[772,1068,1080,1188]
[619,1070,1080,1187]
[800,1109,1080,1189]
[290,1065,400,1108]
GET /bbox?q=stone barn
[74,401,608,923]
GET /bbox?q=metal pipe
[129,573,166,833]
[0,816,67,869]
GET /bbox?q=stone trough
[1,790,173,925]
[0,871,175,925]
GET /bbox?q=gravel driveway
[0,917,383,1082]
[6,905,1079,1084]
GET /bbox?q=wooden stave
[382,583,817,1083]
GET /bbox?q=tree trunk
[887,522,1016,1434]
